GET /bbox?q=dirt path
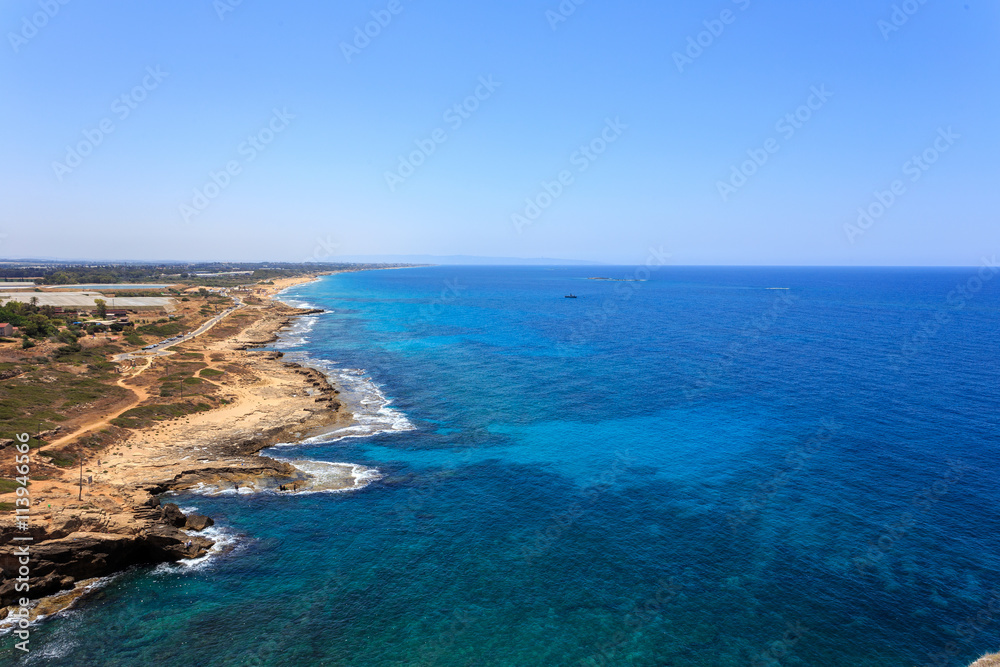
[43,372,151,450]
[47,299,244,451]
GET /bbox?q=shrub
[53,342,83,358]
[0,478,24,493]
[39,450,76,467]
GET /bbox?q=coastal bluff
[0,274,360,622]
[0,500,213,610]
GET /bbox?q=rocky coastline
[0,274,363,623]
[0,502,212,610]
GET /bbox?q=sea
[4,265,999,666]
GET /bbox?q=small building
[0,323,14,337]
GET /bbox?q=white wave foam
[270,291,415,443]
[272,314,320,349]
[281,298,321,310]
[311,364,415,442]
[273,458,382,494]
[183,481,261,496]
[0,575,116,635]
[151,524,241,572]
[265,354,415,444]
[24,634,78,662]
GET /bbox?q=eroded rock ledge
[0,502,213,609]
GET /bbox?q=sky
[1,0,998,265]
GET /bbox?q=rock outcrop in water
[970,654,1000,666]
[0,499,213,608]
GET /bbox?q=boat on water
[564,294,577,298]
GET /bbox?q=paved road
[113,297,242,362]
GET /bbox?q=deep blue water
[5,265,1000,666]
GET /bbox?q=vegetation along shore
[0,267,384,624]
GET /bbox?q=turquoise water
[4,266,1000,666]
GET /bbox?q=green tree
[94,298,107,319]
[23,314,54,339]
[47,272,73,285]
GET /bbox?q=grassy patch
[75,430,118,450]
[87,360,117,372]
[200,368,224,378]
[0,502,15,511]
[0,478,25,493]
[39,450,77,467]
[137,320,186,337]
[111,402,212,429]
[0,350,127,436]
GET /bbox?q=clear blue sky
[1,0,997,265]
